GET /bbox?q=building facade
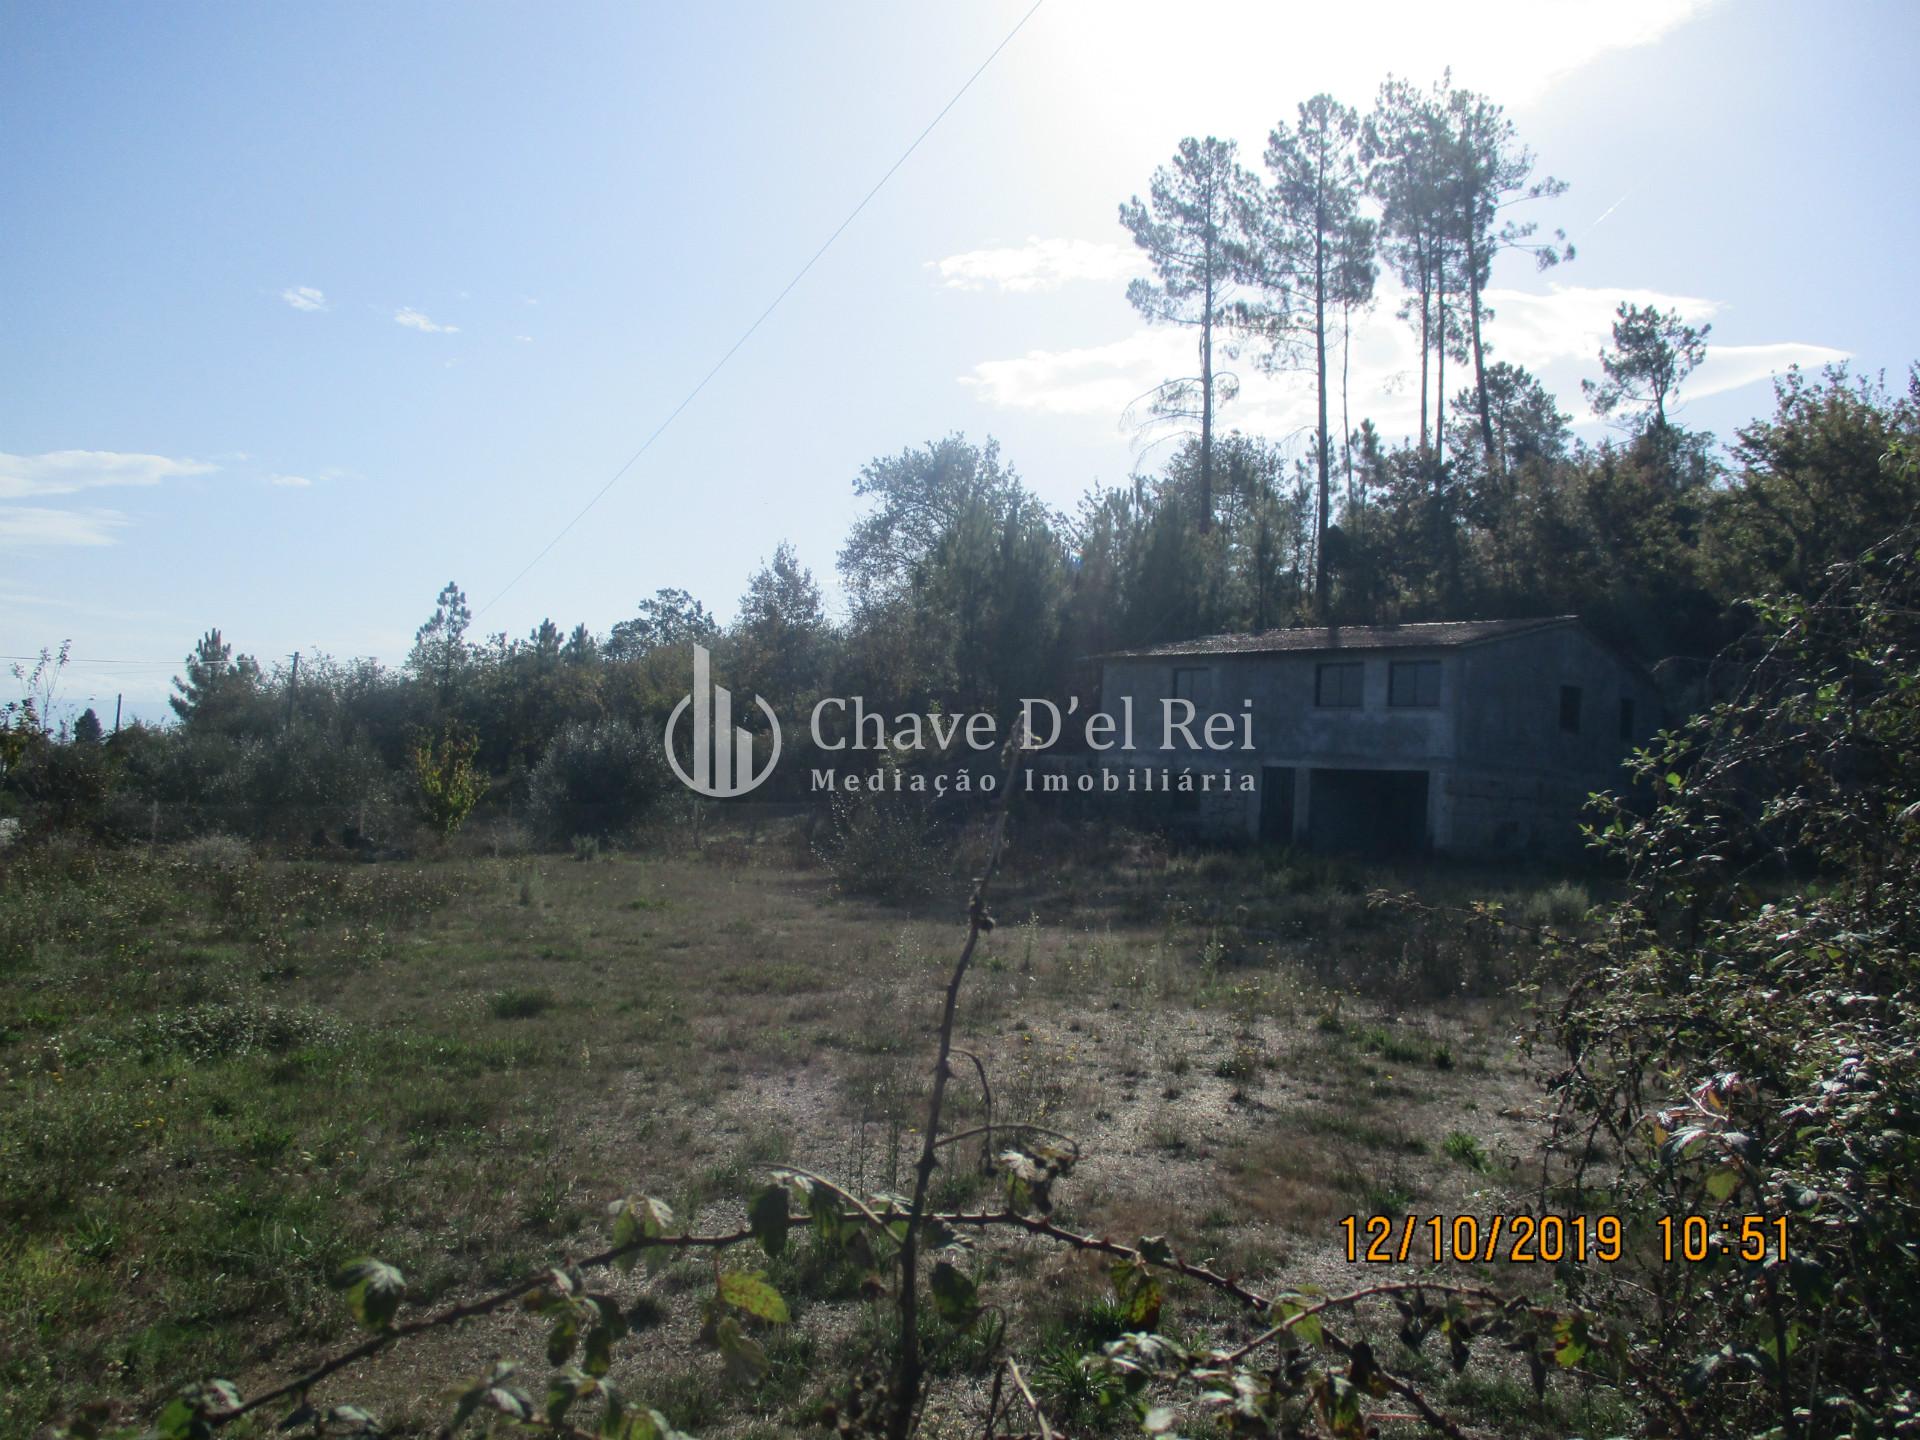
[1095,617,1664,855]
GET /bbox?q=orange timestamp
[1342,1213,1626,1264]
[1341,1213,1792,1265]
[1656,1214,1790,1263]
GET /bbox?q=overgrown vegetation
[1545,517,1920,1437]
[11,542,1920,1436]
[11,738,1613,1440]
[3,62,1916,1440]
[3,785,1583,1439]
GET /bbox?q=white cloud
[268,473,312,488]
[395,307,459,334]
[1688,343,1850,404]
[0,449,215,500]
[963,330,1190,417]
[281,285,328,312]
[960,279,1845,445]
[0,507,128,548]
[1474,284,1720,373]
[930,237,1146,294]
[514,334,534,343]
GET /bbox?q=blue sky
[3,0,1915,720]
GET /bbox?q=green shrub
[1518,878,1589,930]
[489,988,556,1020]
[1552,536,1920,1437]
[812,792,951,903]
[526,718,668,845]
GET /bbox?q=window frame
[1560,684,1583,734]
[1314,661,1364,709]
[1387,659,1441,709]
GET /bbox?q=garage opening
[1258,766,1296,844]
[1306,768,1429,855]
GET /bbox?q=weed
[489,988,556,1020]
[1442,1130,1489,1172]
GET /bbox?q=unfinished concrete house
[1094,617,1664,855]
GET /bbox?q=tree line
[5,71,1919,841]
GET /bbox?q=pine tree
[1119,137,1259,532]
[1249,94,1375,615]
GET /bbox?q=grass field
[0,823,1622,1439]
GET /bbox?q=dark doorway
[1259,766,1296,843]
[1306,769,1429,855]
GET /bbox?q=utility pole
[286,652,299,728]
[113,694,122,734]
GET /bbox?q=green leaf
[749,1184,791,1259]
[611,1407,688,1440]
[717,1270,790,1323]
[150,1398,206,1440]
[1705,1167,1741,1202]
[1317,1374,1367,1439]
[713,1315,770,1386]
[548,1310,580,1366]
[609,1195,674,1273]
[483,1385,534,1420]
[331,1258,405,1332]
[1659,1126,1709,1166]
[583,1303,626,1379]
[547,1374,584,1425]
[1553,1316,1589,1369]
[1137,1235,1176,1267]
[1109,1258,1162,1331]
[929,1260,981,1329]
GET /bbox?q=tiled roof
[1101,616,1580,660]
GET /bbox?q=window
[1171,667,1208,703]
[1387,660,1440,708]
[1315,662,1363,708]
[1619,697,1636,742]
[1560,684,1583,734]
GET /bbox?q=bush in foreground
[527,718,670,846]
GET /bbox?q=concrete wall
[1096,649,1462,846]
[1447,625,1665,854]
[1096,624,1663,855]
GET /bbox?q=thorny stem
[940,1211,1481,1437]
[199,1203,1490,1436]
[889,723,1027,1440]
[208,1223,766,1424]
[1002,1358,1055,1440]
[770,1164,894,1233]
[948,1046,995,1170]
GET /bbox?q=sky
[3,0,1916,722]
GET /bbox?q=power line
[474,0,1047,619]
[0,654,182,666]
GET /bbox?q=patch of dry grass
[1,823,1578,1439]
